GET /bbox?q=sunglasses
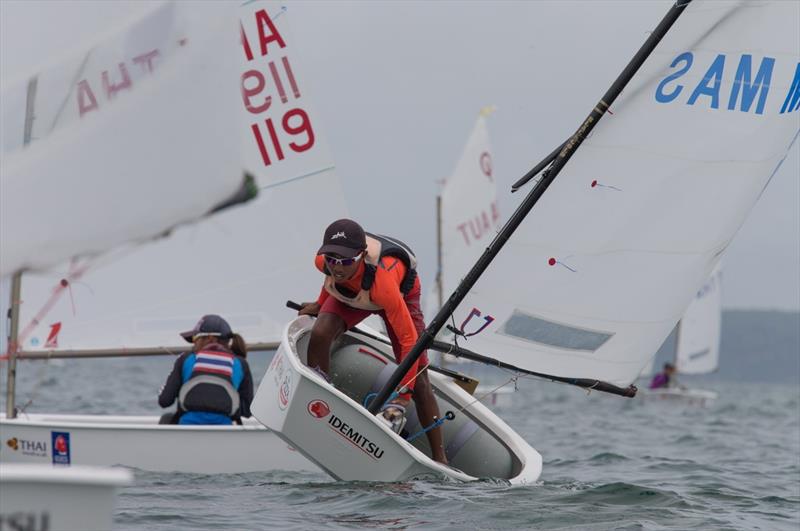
[324,253,363,267]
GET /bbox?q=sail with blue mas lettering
[674,262,722,375]
[10,1,350,352]
[442,0,800,387]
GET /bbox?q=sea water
[3,354,798,530]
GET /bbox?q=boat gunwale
[0,413,268,432]
[0,463,133,486]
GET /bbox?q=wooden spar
[5,76,38,419]
[11,342,280,360]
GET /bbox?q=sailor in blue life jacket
[158,314,253,425]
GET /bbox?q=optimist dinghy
[251,317,542,484]
[642,264,723,406]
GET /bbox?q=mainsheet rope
[404,375,519,443]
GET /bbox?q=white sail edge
[675,262,722,374]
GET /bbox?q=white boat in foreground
[252,317,542,484]
[0,414,318,474]
[0,464,131,531]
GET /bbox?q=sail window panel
[498,310,614,352]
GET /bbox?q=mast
[368,0,693,413]
[6,76,38,419]
[435,195,443,312]
[434,194,444,367]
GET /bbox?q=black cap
[317,219,367,258]
[180,314,233,344]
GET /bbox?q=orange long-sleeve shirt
[314,254,422,391]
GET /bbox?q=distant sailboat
[430,106,500,361]
[674,264,722,376]
[432,107,500,312]
[644,263,722,404]
[252,0,800,482]
[429,107,515,404]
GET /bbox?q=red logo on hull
[307,400,330,419]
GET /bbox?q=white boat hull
[0,414,318,474]
[640,387,718,406]
[251,317,542,484]
[0,464,131,531]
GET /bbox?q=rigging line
[449,313,461,350]
[8,261,92,356]
[395,361,431,395]
[259,165,336,191]
[241,0,287,13]
[502,366,616,397]
[453,376,518,415]
[15,356,55,416]
[49,51,93,133]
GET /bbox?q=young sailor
[159,314,253,425]
[298,219,448,464]
[649,362,677,390]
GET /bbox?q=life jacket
[322,233,418,311]
[648,372,670,390]
[178,344,243,417]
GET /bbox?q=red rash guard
[314,254,423,391]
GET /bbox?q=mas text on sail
[655,53,800,115]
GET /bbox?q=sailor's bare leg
[307,312,346,376]
[413,370,448,464]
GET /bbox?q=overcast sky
[2,0,798,311]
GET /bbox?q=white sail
[443,0,800,386]
[675,262,722,374]
[638,356,656,380]
[14,2,348,352]
[430,108,500,318]
[0,1,243,277]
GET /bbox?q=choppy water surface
[4,354,799,530]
